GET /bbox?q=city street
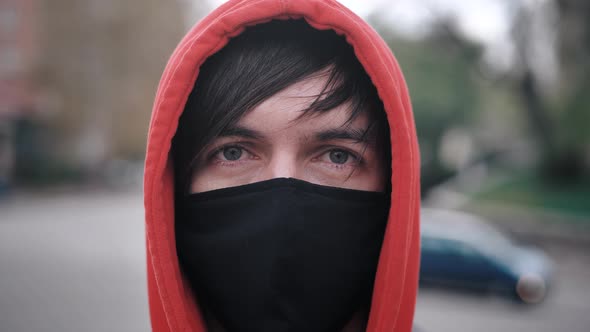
[1,189,589,332]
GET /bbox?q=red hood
[144,0,421,331]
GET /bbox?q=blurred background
[0,0,588,331]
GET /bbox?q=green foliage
[559,76,590,150]
[475,171,590,217]
[384,35,482,192]
[371,1,590,198]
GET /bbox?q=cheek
[189,163,263,193]
[190,174,246,193]
[352,165,388,192]
[189,172,213,193]
[190,177,219,193]
[349,150,389,192]
[303,160,388,192]
[367,166,388,192]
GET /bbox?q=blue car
[419,208,554,303]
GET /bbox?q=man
[144,1,420,331]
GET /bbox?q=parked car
[419,208,554,303]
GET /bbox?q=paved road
[0,189,149,332]
[415,242,590,332]
[1,189,589,332]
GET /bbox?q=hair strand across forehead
[172,19,389,193]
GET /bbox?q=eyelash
[206,144,363,170]
[208,144,253,164]
[316,148,361,168]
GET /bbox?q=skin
[190,73,388,194]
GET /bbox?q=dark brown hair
[172,19,390,193]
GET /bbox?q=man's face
[190,73,388,193]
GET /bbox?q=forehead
[237,73,370,133]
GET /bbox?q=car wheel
[515,274,547,304]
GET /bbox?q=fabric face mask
[176,177,390,332]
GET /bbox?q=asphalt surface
[0,189,149,332]
[415,242,590,332]
[0,189,589,332]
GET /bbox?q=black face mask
[176,178,389,332]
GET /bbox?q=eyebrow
[218,124,371,143]
[219,125,265,139]
[314,127,371,143]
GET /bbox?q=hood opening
[144,1,420,331]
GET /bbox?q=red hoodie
[144,0,421,331]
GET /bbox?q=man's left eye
[328,150,350,164]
